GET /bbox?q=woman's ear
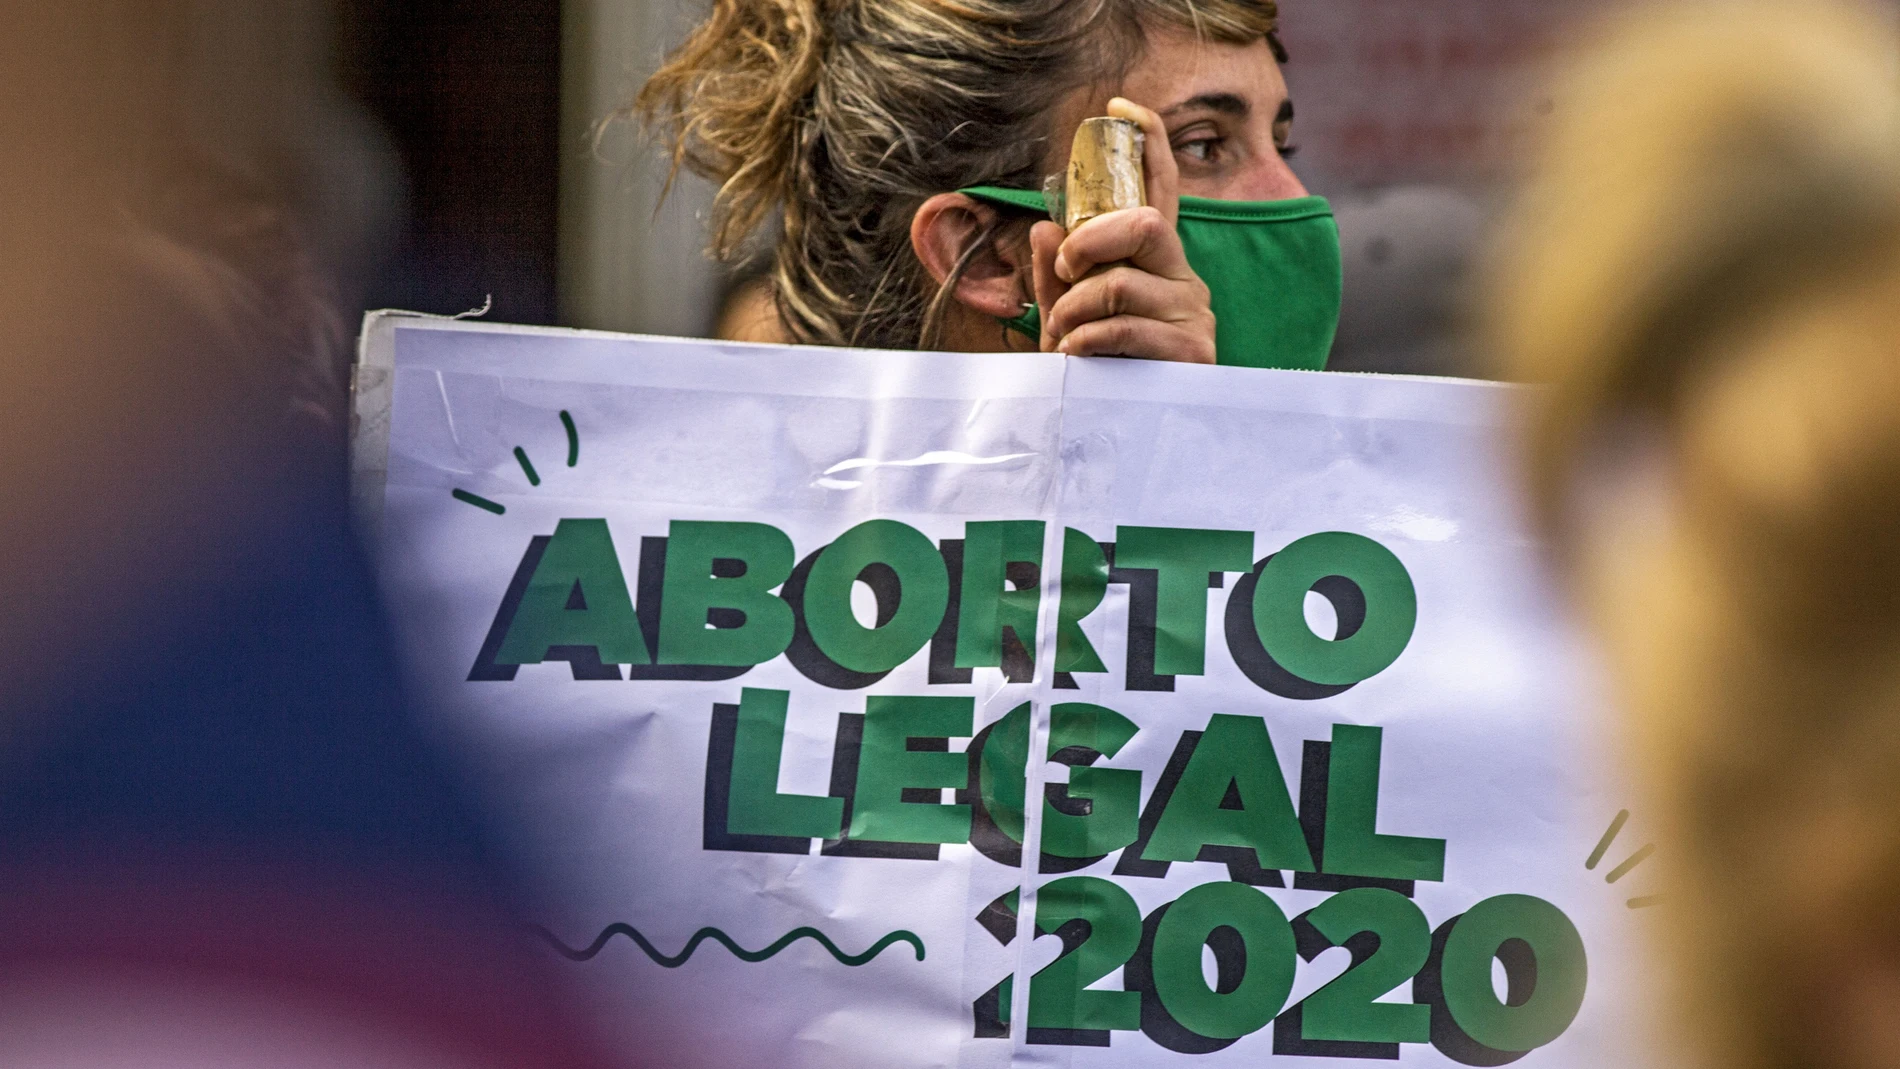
[910,193,1031,319]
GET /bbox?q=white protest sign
[354,315,1653,1069]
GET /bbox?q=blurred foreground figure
[0,5,608,1066]
[1489,4,1900,1069]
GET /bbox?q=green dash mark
[454,413,576,517]
[533,923,925,968]
[1605,842,1655,884]
[453,489,506,515]
[1587,810,1629,870]
[515,446,542,487]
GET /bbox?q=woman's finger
[1029,220,1070,353]
[1056,314,1217,364]
[1043,266,1211,342]
[1107,96,1178,228]
[1054,206,1194,283]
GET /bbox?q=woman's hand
[1031,97,1217,364]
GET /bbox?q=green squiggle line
[534,923,925,967]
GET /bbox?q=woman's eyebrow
[1161,92,1250,118]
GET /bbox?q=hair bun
[635,0,835,260]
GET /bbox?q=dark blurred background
[337,0,563,325]
[330,0,1599,377]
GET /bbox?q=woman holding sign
[637,0,1337,368]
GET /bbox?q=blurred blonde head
[1490,3,1900,1068]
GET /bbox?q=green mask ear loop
[1002,302,1042,341]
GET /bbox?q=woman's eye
[1273,120,1297,158]
[1176,138,1222,163]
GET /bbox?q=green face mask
[960,186,1341,370]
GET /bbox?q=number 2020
[1026,878,1588,1063]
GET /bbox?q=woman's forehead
[1036,32,1284,173]
[1120,32,1287,116]
[1051,33,1284,136]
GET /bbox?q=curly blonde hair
[637,0,1282,349]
